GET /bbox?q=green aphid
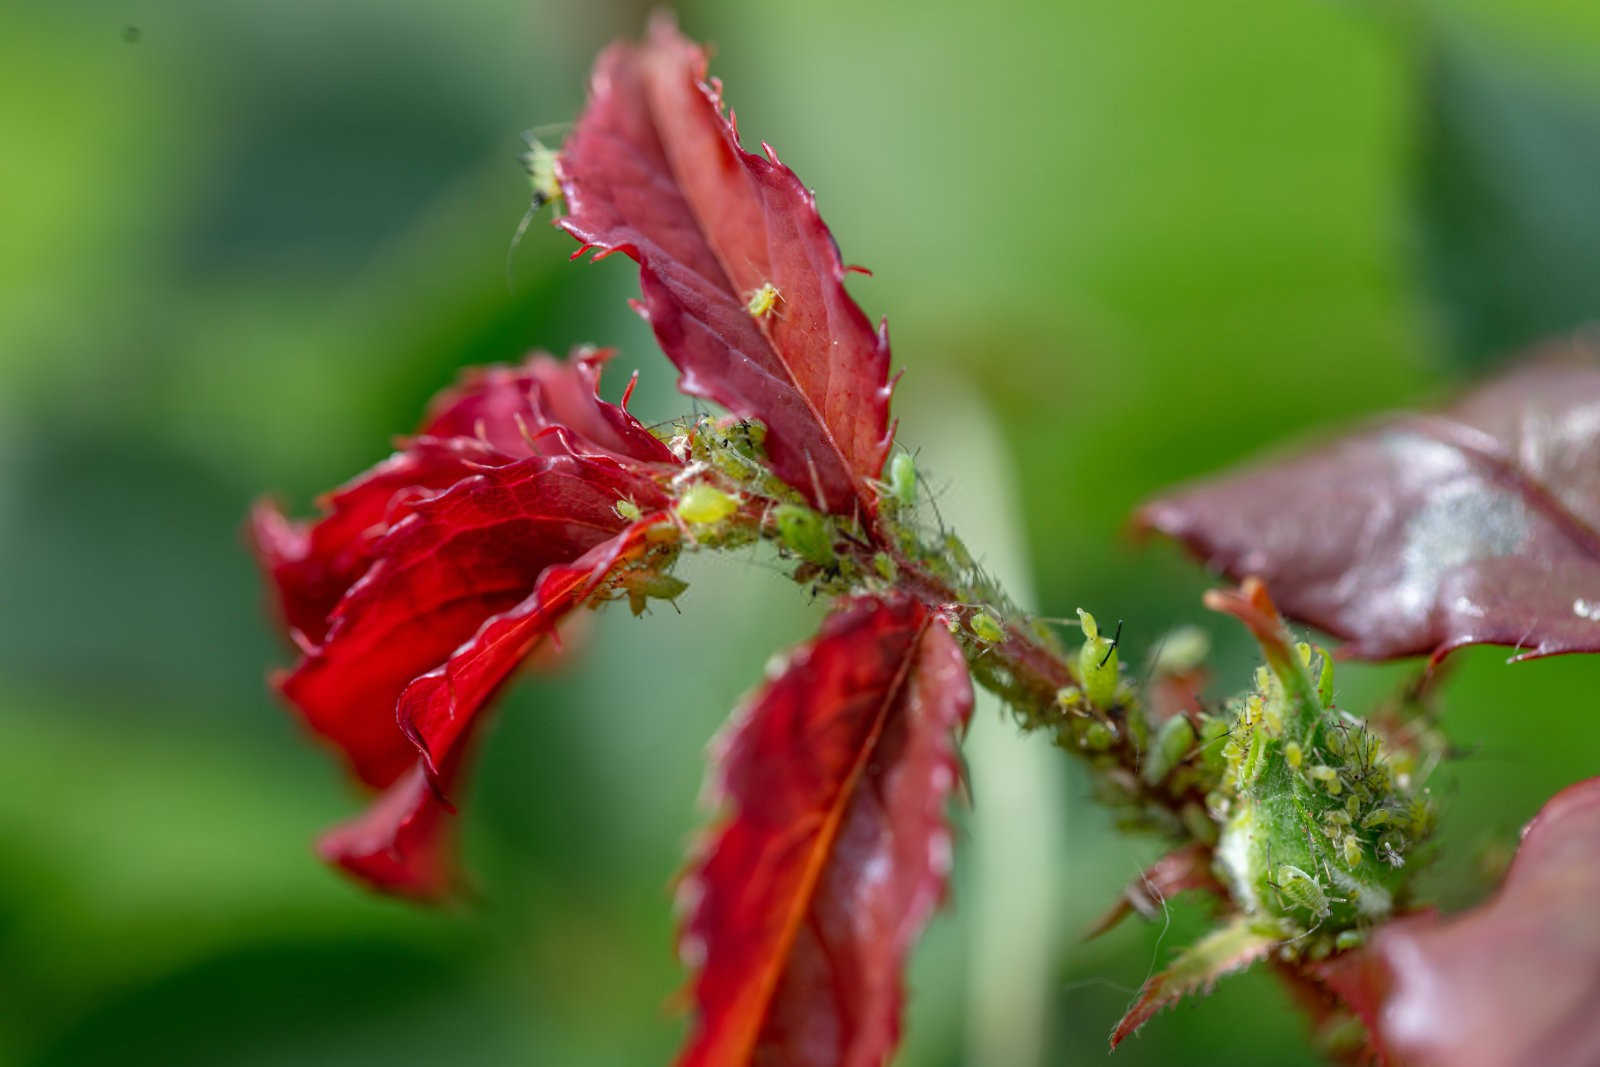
[614,498,643,523]
[772,504,836,567]
[1313,646,1335,707]
[1075,609,1120,709]
[1308,764,1343,796]
[1080,719,1115,752]
[1335,929,1366,952]
[676,484,739,525]
[1360,808,1393,831]
[1341,834,1365,868]
[1284,740,1304,769]
[520,138,562,210]
[1274,864,1331,923]
[968,611,1005,645]
[1142,715,1196,786]
[625,572,689,616]
[1235,729,1267,791]
[885,452,917,509]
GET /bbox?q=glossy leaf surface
[677,596,973,1067]
[1138,344,1600,662]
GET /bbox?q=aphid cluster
[1211,640,1436,950]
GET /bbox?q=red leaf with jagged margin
[1083,842,1226,941]
[559,15,894,516]
[252,350,670,648]
[1312,777,1600,1067]
[278,447,670,788]
[1136,341,1600,663]
[400,515,670,785]
[421,347,675,464]
[677,595,973,1067]
[1110,917,1280,1049]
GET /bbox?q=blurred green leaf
[1415,34,1600,369]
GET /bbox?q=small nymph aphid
[1272,864,1332,923]
[968,610,1004,645]
[746,282,781,318]
[614,498,643,523]
[885,452,917,510]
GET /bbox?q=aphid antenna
[1098,619,1124,669]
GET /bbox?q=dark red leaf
[279,448,669,788]
[1136,342,1600,662]
[1083,842,1225,941]
[559,15,894,515]
[1314,777,1600,1067]
[677,595,973,1067]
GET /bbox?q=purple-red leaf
[559,15,894,516]
[1314,776,1600,1067]
[1137,342,1600,662]
[677,595,973,1067]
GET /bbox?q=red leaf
[1083,842,1225,941]
[250,437,505,646]
[677,595,973,1067]
[1110,917,1280,1048]
[253,353,685,898]
[1136,342,1600,662]
[399,515,670,785]
[251,349,670,648]
[1313,777,1600,1067]
[316,760,460,901]
[279,448,669,788]
[559,15,894,515]
[421,347,675,465]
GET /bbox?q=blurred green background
[3,0,1599,1063]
